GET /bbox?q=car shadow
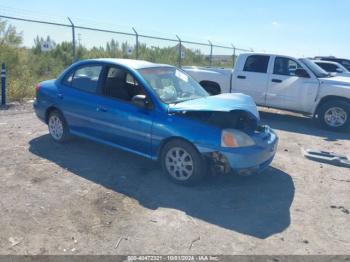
[29,134,295,239]
[259,110,350,141]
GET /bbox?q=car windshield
[299,58,330,78]
[338,64,350,72]
[138,67,209,104]
[340,60,350,71]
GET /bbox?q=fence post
[132,27,139,60]
[208,40,213,66]
[176,35,182,67]
[67,17,76,62]
[1,63,6,107]
[231,44,236,67]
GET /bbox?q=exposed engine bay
[175,109,263,175]
[180,109,259,134]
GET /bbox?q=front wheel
[160,139,206,185]
[317,100,350,131]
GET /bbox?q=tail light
[35,84,41,92]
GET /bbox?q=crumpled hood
[168,93,259,120]
[320,76,350,87]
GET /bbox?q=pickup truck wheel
[318,100,350,131]
[161,139,206,185]
[48,111,69,143]
[200,82,220,95]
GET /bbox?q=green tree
[0,20,22,46]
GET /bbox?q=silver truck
[184,53,350,131]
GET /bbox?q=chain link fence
[0,13,256,101]
[0,14,253,67]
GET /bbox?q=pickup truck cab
[184,53,350,131]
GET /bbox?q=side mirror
[295,68,310,78]
[132,94,149,108]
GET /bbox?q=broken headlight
[221,129,255,148]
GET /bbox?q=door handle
[96,106,108,112]
[237,75,246,79]
[272,79,283,83]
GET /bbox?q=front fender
[312,84,350,115]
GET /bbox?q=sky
[0,0,349,58]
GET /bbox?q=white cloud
[272,21,279,26]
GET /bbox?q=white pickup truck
[183,53,350,131]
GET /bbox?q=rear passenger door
[57,64,104,136]
[232,55,270,105]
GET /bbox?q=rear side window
[243,55,270,73]
[64,65,103,93]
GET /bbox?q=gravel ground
[0,103,349,255]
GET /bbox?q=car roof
[313,60,339,64]
[316,57,350,61]
[82,58,172,70]
[239,52,303,59]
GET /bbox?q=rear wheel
[317,100,350,131]
[161,139,206,185]
[200,82,221,95]
[48,110,69,143]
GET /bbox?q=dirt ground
[0,102,349,255]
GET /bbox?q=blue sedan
[34,59,278,185]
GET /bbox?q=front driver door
[266,56,319,112]
[93,65,154,157]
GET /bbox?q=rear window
[243,55,270,73]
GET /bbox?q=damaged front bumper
[204,126,278,175]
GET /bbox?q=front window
[102,66,144,102]
[138,67,208,104]
[299,58,330,78]
[273,57,303,76]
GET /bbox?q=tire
[200,82,220,96]
[160,139,206,186]
[48,110,70,143]
[317,100,350,131]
